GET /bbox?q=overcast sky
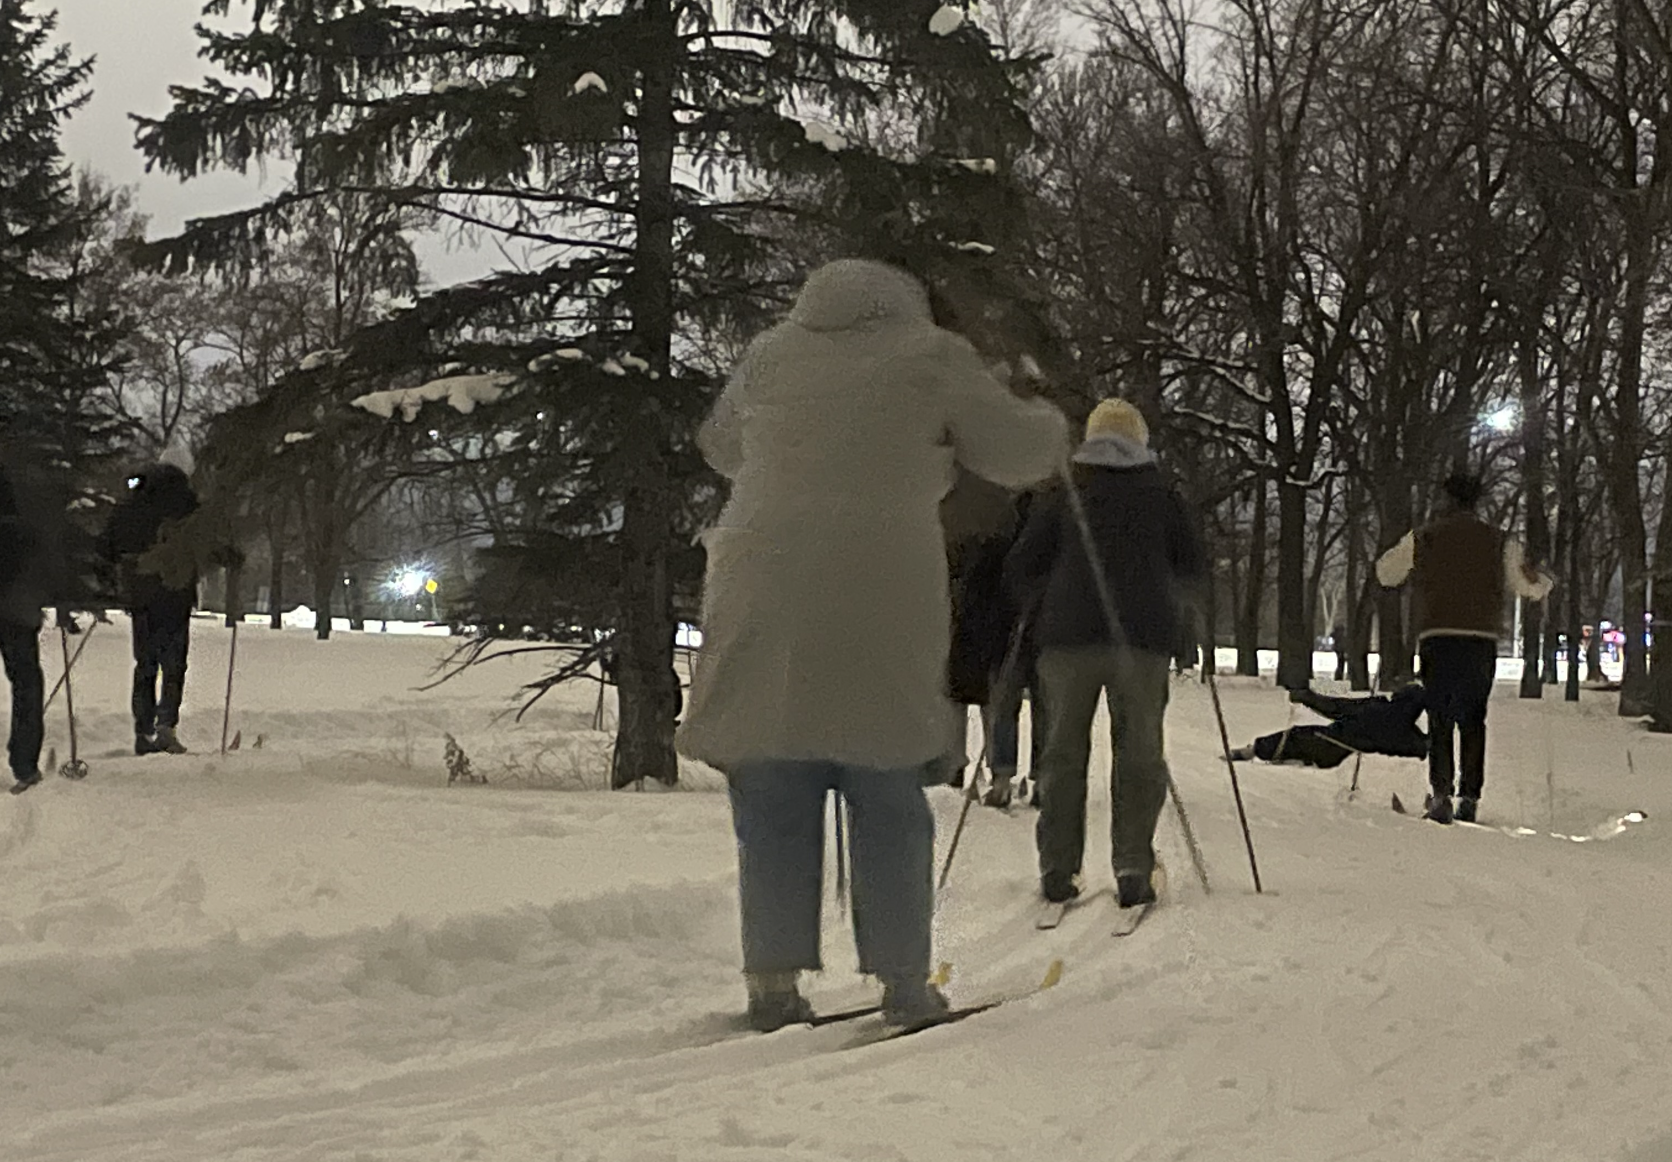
[55,0,488,285]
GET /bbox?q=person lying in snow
[1229,684,1429,769]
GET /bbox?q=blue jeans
[728,761,935,980]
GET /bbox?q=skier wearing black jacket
[1230,684,1429,769]
[0,456,48,791]
[99,463,200,755]
[1004,399,1207,909]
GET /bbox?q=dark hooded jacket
[1003,434,1206,658]
[1266,685,1430,765]
[1,452,83,627]
[98,464,200,619]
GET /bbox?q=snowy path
[4,620,1672,1160]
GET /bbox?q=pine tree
[0,2,127,502]
[135,0,1044,787]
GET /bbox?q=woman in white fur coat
[677,258,1068,1031]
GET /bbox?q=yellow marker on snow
[930,961,952,987]
[1040,959,1063,990]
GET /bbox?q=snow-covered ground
[3,617,1669,1161]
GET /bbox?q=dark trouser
[1419,635,1497,800]
[987,663,1044,779]
[1034,644,1172,882]
[1,621,44,780]
[728,761,934,980]
[1252,725,1354,769]
[1334,650,1347,681]
[132,610,190,737]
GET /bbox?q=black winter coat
[0,453,85,626]
[1293,685,1429,759]
[1003,440,1206,659]
[98,464,200,619]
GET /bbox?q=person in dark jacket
[1004,399,1207,908]
[99,463,200,755]
[1230,684,1429,768]
[0,458,48,791]
[1376,473,1552,823]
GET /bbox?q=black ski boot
[135,734,161,756]
[154,727,188,755]
[1117,872,1158,909]
[1454,796,1478,824]
[10,769,42,794]
[1424,793,1454,825]
[1040,872,1080,904]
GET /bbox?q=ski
[1035,900,1071,930]
[1112,902,1153,936]
[846,960,1063,1048]
[806,1003,882,1027]
[1391,794,1648,842]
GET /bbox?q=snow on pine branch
[352,374,518,422]
[299,349,348,372]
[801,120,849,152]
[954,158,998,174]
[928,6,965,35]
[572,73,608,95]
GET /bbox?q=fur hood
[788,259,932,333]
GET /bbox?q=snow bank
[4,621,1670,1160]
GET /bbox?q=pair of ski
[1036,892,1154,936]
[799,959,1066,1046]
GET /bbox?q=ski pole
[833,790,849,912]
[220,620,240,755]
[1347,645,1381,798]
[44,618,97,712]
[1206,670,1263,893]
[937,595,1038,894]
[1059,461,1215,895]
[58,627,89,779]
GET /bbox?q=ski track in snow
[4,620,1672,1160]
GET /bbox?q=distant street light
[1482,403,1519,434]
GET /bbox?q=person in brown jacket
[1376,473,1553,824]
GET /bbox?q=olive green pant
[1034,644,1171,883]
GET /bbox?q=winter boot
[1040,871,1080,905]
[1116,871,1158,910]
[135,734,161,756]
[1423,793,1454,825]
[1454,796,1478,824]
[1228,744,1255,762]
[982,770,1015,809]
[881,976,951,1027]
[744,971,813,1033]
[11,769,42,792]
[154,727,188,755]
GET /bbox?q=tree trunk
[1564,516,1582,701]
[346,572,366,632]
[1236,482,1267,677]
[1517,319,1550,698]
[610,0,680,788]
[267,521,285,630]
[310,567,335,641]
[224,560,244,629]
[1275,477,1311,690]
[1304,474,1336,662]
[1648,442,1672,727]
[1612,206,1652,714]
